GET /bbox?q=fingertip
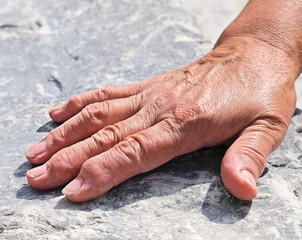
[26,165,50,190]
[25,141,48,164]
[62,178,91,202]
[49,105,63,114]
[221,160,258,201]
[240,169,257,190]
[62,178,83,196]
[49,106,65,122]
[61,161,115,202]
[25,154,42,164]
[64,194,86,203]
[62,179,93,203]
[27,165,47,178]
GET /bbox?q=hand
[25,36,297,202]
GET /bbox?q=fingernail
[25,141,46,158]
[241,170,257,188]
[62,178,83,196]
[49,105,62,113]
[27,165,47,178]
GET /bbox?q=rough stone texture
[0,0,301,239]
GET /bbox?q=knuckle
[242,146,266,176]
[82,159,115,187]
[161,117,182,134]
[97,87,111,100]
[54,149,77,170]
[80,102,109,127]
[149,89,176,110]
[174,102,204,122]
[91,124,123,151]
[148,97,164,111]
[160,102,205,131]
[135,92,145,109]
[81,160,96,175]
[254,114,289,149]
[103,124,123,143]
[181,67,194,78]
[134,82,143,94]
[49,127,66,145]
[262,115,288,133]
[91,131,110,152]
[115,136,144,172]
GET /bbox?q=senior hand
[25,35,298,202]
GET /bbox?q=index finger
[49,83,142,123]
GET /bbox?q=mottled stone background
[0,0,301,239]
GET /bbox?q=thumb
[221,118,288,200]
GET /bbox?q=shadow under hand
[14,161,33,178]
[15,161,64,201]
[37,120,61,133]
[16,185,63,201]
[55,145,252,224]
[55,146,227,212]
[202,178,252,224]
[16,141,253,224]
[201,167,269,224]
[14,121,62,201]
[293,107,302,117]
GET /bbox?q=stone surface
[0,0,301,239]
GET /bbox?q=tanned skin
[26,0,302,202]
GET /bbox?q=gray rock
[0,0,301,239]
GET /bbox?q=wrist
[214,0,302,75]
[189,34,298,91]
[214,34,301,79]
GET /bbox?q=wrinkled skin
[25,36,298,202]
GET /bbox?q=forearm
[215,0,302,75]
